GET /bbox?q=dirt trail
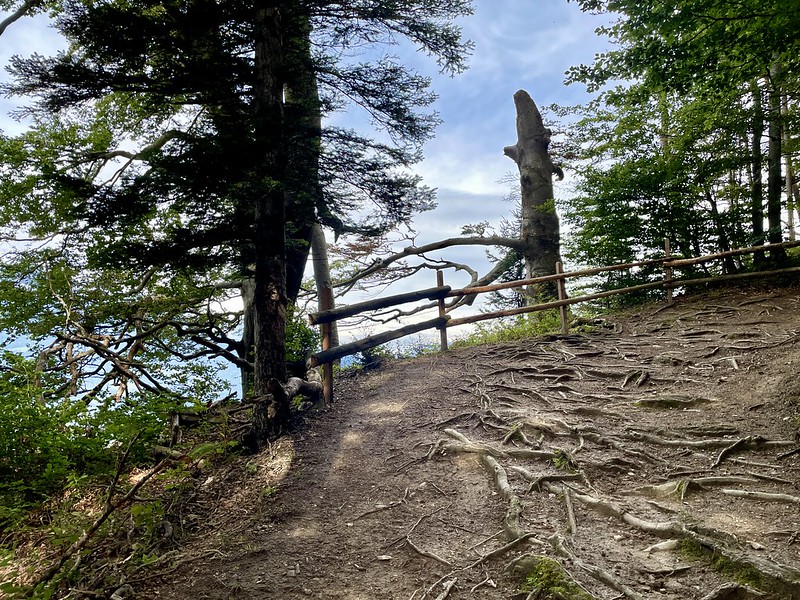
[144,286,800,600]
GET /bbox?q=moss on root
[680,539,763,588]
[518,556,598,599]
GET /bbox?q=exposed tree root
[443,429,526,539]
[441,428,557,462]
[550,534,645,600]
[623,476,760,500]
[698,583,766,600]
[620,432,793,451]
[720,489,800,505]
[419,306,800,599]
[569,490,800,595]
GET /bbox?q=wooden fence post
[320,285,334,405]
[556,261,569,335]
[437,270,449,351]
[663,238,674,306]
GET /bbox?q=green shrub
[285,304,320,364]
[0,352,194,528]
[453,310,564,348]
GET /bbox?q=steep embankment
[143,285,800,600]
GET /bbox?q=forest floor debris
[131,285,800,598]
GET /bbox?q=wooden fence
[307,238,800,403]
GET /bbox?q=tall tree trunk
[782,95,798,242]
[241,9,320,406]
[766,63,786,264]
[240,276,255,399]
[503,90,561,302]
[749,80,767,266]
[249,3,290,443]
[707,189,737,273]
[284,13,323,303]
[311,223,339,350]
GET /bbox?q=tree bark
[249,3,290,444]
[766,63,786,264]
[311,223,339,349]
[749,80,767,267]
[503,90,562,302]
[784,95,799,242]
[239,276,255,399]
[706,190,737,274]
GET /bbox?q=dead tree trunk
[240,276,255,399]
[311,223,339,350]
[503,90,562,302]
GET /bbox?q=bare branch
[336,235,523,289]
[0,0,41,37]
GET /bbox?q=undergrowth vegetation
[0,309,320,598]
[452,310,566,347]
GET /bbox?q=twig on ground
[467,529,505,553]
[422,534,544,599]
[469,574,496,592]
[713,437,757,467]
[352,487,411,521]
[405,537,452,568]
[467,533,545,569]
[426,480,450,497]
[778,447,800,460]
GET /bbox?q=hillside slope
[143,285,800,600]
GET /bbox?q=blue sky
[0,1,614,338]
[380,0,613,293]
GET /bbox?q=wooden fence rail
[308,238,800,402]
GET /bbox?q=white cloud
[398,0,613,263]
[0,14,67,134]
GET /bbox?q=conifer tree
[0,0,473,439]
